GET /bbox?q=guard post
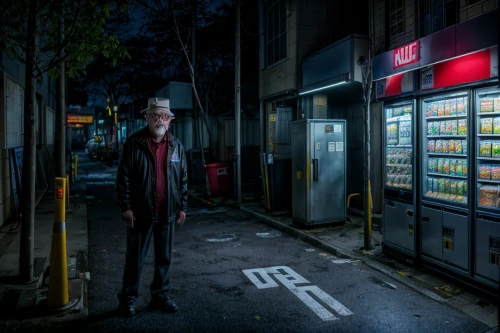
[47,177,69,308]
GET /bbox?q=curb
[237,205,448,305]
[239,206,353,259]
[188,192,216,206]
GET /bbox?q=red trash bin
[204,162,230,196]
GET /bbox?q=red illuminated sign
[393,41,419,69]
[56,188,64,199]
[421,49,491,90]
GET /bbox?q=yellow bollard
[368,180,373,241]
[47,177,69,308]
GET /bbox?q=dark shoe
[118,301,136,317]
[150,293,178,313]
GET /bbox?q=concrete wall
[0,149,12,226]
[459,0,497,22]
[373,0,416,52]
[0,54,57,226]
[326,102,364,202]
[326,99,383,213]
[46,107,55,145]
[373,0,498,54]
[0,74,23,226]
[5,75,24,149]
[259,0,330,100]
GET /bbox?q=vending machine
[419,91,471,273]
[291,119,346,226]
[474,86,500,287]
[383,101,416,258]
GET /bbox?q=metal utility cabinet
[291,119,346,226]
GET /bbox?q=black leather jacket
[116,126,188,223]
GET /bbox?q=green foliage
[0,0,130,79]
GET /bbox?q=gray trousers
[118,212,174,303]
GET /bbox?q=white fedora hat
[141,97,175,117]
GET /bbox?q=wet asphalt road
[77,152,489,333]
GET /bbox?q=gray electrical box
[291,119,346,226]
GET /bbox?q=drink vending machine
[474,86,500,287]
[420,91,471,273]
[383,101,416,258]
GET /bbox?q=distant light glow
[299,81,347,95]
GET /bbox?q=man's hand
[177,211,186,225]
[122,210,135,228]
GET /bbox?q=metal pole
[497,0,500,326]
[235,0,242,202]
[55,20,66,178]
[19,0,37,283]
[260,100,265,154]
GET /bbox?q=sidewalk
[0,180,89,332]
[0,177,497,331]
[188,191,499,332]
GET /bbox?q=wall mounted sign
[421,49,492,90]
[67,114,93,123]
[393,41,419,69]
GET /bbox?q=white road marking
[206,233,236,242]
[243,266,353,321]
[331,259,360,264]
[383,281,397,290]
[256,231,282,238]
[243,268,279,289]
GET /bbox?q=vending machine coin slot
[443,227,454,251]
[408,224,414,237]
[489,236,500,265]
[491,252,500,265]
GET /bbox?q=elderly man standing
[115,97,188,317]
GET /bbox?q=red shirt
[148,135,168,212]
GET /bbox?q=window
[264,0,286,66]
[464,0,483,5]
[274,106,293,157]
[444,0,457,27]
[419,0,458,38]
[389,0,405,38]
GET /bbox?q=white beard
[152,124,167,140]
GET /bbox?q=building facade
[258,0,377,212]
[372,0,499,291]
[0,53,58,227]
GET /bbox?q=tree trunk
[55,56,66,178]
[19,0,38,283]
[235,0,241,202]
[363,89,372,251]
[192,0,206,180]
